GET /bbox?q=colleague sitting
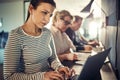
[50,10,78,62]
[65,15,99,51]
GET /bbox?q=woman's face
[30,3,55,29]
[57,16,72,32]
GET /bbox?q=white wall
[99,0,117,72]
[0,0,24,32]
[54,0,91,17]
[0,49,4,64]
[0,0,94,32]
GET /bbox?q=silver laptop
[70,47,111,80]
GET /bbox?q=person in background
[65,15,99,51]
[50,10,78,62]
[4,0,73,80]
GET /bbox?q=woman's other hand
[44,71,64,80]
[66,53,78,61]
[84,45,92,51]
[57,67,75,79]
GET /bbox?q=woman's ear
[28,4,34,15]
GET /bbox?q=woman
[50,10,78,61]
[4,0,72,80]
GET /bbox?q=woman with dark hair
[4,0,73,80]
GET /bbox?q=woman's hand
[57,67,75,79]
[88,40,99,47]
[58,52,78,61]
[44,71,64,80]
[84,45,92,51]
[65,53,78,61]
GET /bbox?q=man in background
[65,15,99,51]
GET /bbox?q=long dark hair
[26,0,56,22]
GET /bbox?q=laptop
[69,47,111,80]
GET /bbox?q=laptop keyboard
[68,74,79,80]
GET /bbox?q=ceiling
[54,0,91,17]
[0,0,93,17]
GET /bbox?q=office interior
[0,0,120,80]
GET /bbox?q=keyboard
[68,74,79,80]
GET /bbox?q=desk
[100,63,117,80]
[62,52,90,75]
[62,52,117,80]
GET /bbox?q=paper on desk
[75,60,86,65]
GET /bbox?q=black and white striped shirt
[4,27,63,80]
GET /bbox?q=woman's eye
[42,11,48,15]
[41,11,52,17]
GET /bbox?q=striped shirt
[4,27,63,80]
